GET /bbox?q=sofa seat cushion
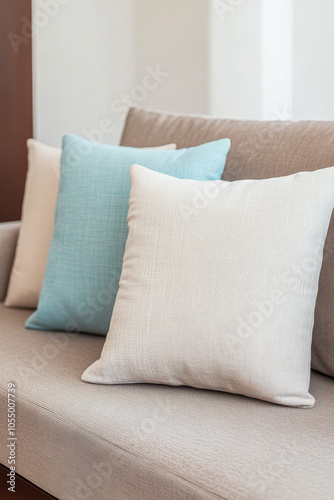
[0,305,333,500]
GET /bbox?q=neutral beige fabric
[4,140,176,310]
[83,165,334,407]
[120,107,334,378]
[0,305,333,500]
[143,143,176,150]
[0,222,21,302]
[5,140,61,309]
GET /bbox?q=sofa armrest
[0,221,20,302]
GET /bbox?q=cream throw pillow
[5,140,61,308]
[5,141,176,309]
[82,165,334,407]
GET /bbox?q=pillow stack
[7,131,334,408]
[5,140,176,309]
[25,134,231,334]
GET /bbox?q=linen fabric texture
[83,165,334,407]
[4,140,175,310]
[121,107,334,379]
[5,140,61,309]
[1,304,333,500]
[26,135,230,335]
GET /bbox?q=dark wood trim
[0,0,33,222]
[0,464,58,499]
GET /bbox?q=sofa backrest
[120,107,334,181]
[120,106,334,377]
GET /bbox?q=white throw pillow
[5,141,176,309]
[82,164,334,408]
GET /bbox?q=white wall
[209,0,294,120]
[210,0,334,121]
[209,0,263,120]
[134,0,209,115]
[293,0,334,120]
[33,0,334,148]
[33,0,209,147]
[261,0,293,120]
[33,0,135,147]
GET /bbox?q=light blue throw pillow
[26,134,230,334]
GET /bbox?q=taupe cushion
[120,107,334,378]
[5,140,61,309]
[0,305,333,500]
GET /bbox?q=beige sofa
[0,108,334,500]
